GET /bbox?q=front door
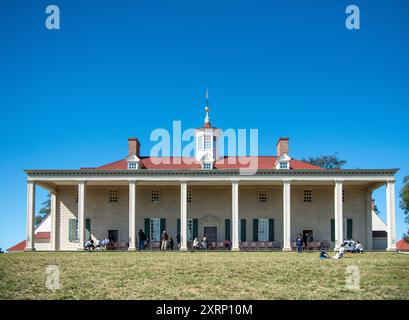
[108,230,119,243]
[204,227,217,242]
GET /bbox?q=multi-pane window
[342,190,345,203]
[128,162,137,170]
[187,219,193,241]
[197,136,203,150]
[258,218,268,241]
[204,134,212,150]
[109,189,118,203]
[280,161,288,169]
[151,189,160,203]
[303,189,312,203]
[150,218,160,241]
[187,189,192,203]
[258,189,267,203]
[203,163,212,170]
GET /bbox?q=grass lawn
[0,251,408,300]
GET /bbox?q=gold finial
[205,106,209,113]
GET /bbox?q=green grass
[0,251,408,300]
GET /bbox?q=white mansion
[23,108,398,252]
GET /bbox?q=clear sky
[0,0,408,250]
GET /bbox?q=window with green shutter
[69,219,78,242]
[160,218,166,234]
[253,219,259,241]
[85,218,91,241]
[268,219,274,241]
[330,219,335,242]
[347,219,353,239]
[193,219,198,239]
[240,219,246,242]
[225,219,231,241]
[144,218,150,238]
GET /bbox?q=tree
[399,175,409,239]
[302,153,347,169]
[35,193,51,226]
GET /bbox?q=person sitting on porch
[192,237,200,250]
[85,238,94,251]
[160,231,169,250]
[202,237,209,250]
[353,241,363,253]
[169,237,174,250]
[223,239,231,250]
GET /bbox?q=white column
[334,181,343,250]
[282,180,292,251]
[50,191,57,251]
[180,182,188,251]
[231,181,240,251]
[386,180,397,251]
[77,181,86,250]
[128,181,136,251]
[25,181,36,251]
[366,191,373,251]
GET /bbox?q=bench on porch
[240,241,282,251]
[290,241,330,251]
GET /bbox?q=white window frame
[187,189,192,203]
[258,189,267,203]
[128,161,137,170]
[109,189,119,203]
[303,189,312,203]
[258,218,269,241]
[197,135,203,150]
[204,134,212,151]
[202,162,212,170]
[150,218,160,241]
[151,189,160,203]
[279,161,288,169]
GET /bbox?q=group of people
[192,237,209,250]
[84,237,109,251]
[138,229,175,251]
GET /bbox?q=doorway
[203,227,217,242]
[108,230,119,243]
[302,230,313,244]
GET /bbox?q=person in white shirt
[332,244,345,259]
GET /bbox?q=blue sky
[0,0,408,250]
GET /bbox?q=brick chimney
[276,137,289,156]
[128,137,140,156]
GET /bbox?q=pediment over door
[200,215,221,225]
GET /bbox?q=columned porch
[25,171,398,252]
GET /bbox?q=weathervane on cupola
[204,88,211,128]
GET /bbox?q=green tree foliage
[303,153,347,169]
[35,193,51,226]
[399,175,409,239]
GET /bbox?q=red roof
[396,238,409,251]
[7,232,50,252]
[84,156,323,170]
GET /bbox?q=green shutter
[268,219,274,241]
[85,218,91,241]
[331,219,335,242]
[240,219,246,242]
[69,219,77,242]
[347,219,353,239]
[225,219,231,241]
[253,219,259,241]
[144,218,150,238]
[160,218,166,234]
[193,219,198,238]
[177,218,180,237]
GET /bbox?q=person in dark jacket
[169,237,174,250]
[138,229,147,251]
[296,234,303,253]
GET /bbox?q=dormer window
[128,162,137,170]
[275,153,291,170]
[203,163,212,170]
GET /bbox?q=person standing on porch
[138,229,146,251]
[161,230,169,250]
[296,234,303,253]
